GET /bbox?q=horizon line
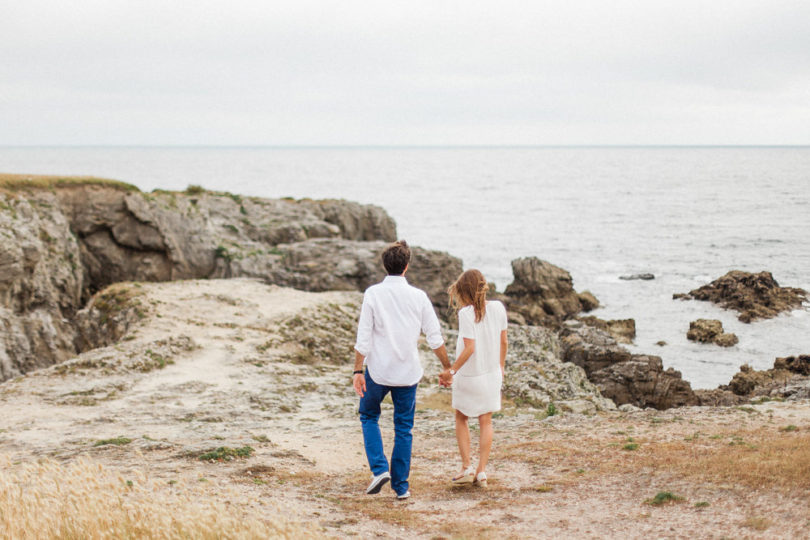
[1,144,809,149]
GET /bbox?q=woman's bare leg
[455,409,471,473]
[476,413,493,475]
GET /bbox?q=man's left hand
[353,373,366,397]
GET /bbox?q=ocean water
[2,146,809,389]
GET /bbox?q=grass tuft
[199,446,254,462]
[646,491,684,506]
[93,437,132,447]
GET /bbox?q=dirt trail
[1,278,809,539]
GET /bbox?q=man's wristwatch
[353,370,363,375]
[449,368,456,375]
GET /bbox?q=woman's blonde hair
[448,269,488,323]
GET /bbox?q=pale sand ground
[1,278,808,539]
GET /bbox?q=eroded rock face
[579,316,636,344]
[675,270,807,323]
[686,319,738,347]
[724,356,810,398]
[0,192,84,380]
[560,321,698,409]
[0,183,455,380]
[503,324,616,412]
[588,355,698,410]
[502,257,597,327]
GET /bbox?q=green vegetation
[214,245,232,262]
[546,402,558,417]
[694,501,710,508]
[0,174,138,193]
[780,425,799,432]
[199,446,254,462]
[646,491,684,506]
[93,437,132,447]
[623,442,639,451]
[91,284,144,325]
[185,184,206,195]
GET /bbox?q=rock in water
[561,321,698,409]
[502,257,597,327]
[619,273,655,280]
[675,270,807,323]
[686,318,738,347]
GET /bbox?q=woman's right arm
[499,329,508,376]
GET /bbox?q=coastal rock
[578,316,636,344]
[0,192,84,380]
[0,179,439,381]
[773,354,810,376]
[675,270,807,323]
[499,324,615,412]
[231,239,462,315]
[693,388,747,407]
[298,199,397,242]
[560,321,697,409]
[686,319,738,347]
[723,357,810,399]
[588,355,699,409]
[619,273,655,281]
[502,257,596,327]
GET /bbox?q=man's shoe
[366,471,390,494]
[396,490,411,500]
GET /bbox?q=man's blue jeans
[358,369,417,496]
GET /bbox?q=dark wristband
[353,370,363,375]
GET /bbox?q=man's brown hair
[382,240,411,275]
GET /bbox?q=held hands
[438,369,453,388]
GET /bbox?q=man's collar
[383,275,408,284]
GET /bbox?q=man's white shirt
[354,275,444,386]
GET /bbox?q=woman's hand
[439,369,453,387]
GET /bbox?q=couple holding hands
[352,240,508,500]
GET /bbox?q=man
[352,240,450,500]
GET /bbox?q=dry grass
[637,430,810,491]
[0,173,138,194]
[500,429,810,492]
[0,455,314,539]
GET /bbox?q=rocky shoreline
[1,174,808,411]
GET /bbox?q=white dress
[452,300,507,417]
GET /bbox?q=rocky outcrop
[578,316,636,344]
[0,191,84,380]
[723,356,810,399]
[674,270,807,323]
[298,199,397,242]
[0,180,454,381]
[502,324,616,413]
[561,320,698,409]
[686,319,738,347]
[501,257,597,327]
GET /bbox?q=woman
[442,269,508,487]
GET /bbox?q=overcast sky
[2,1,809,146]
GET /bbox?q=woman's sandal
[474,471,487,488]
[451,466,475,485]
